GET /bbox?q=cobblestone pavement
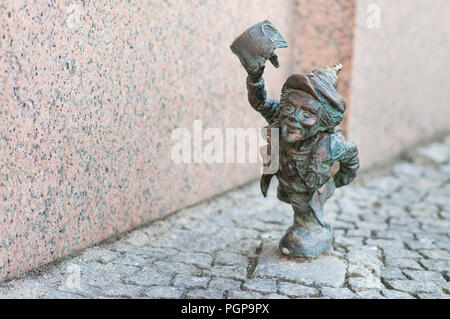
[1,137,450,299]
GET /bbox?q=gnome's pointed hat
[283,63,345,113]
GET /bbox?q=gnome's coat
[247,65,359,225]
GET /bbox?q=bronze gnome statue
[231,21,360,258]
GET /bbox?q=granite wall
[348,0,450,168]
[0,1,356,280]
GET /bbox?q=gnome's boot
[279,203,333,258]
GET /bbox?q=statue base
[278,206,334,258]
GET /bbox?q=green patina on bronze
[231,21,360,258]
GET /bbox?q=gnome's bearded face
[279,64,346,144]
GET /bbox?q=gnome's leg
[279,200,333,258]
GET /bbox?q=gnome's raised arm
[230,20,287,124]
[246,68,280,124]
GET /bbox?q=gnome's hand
[247,52,279,80]
[333,170,355,188]
[247,65,265,81]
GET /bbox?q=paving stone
[355,290,385,299]
[421,224,450,235]
[417,293,450,299]
[154,229,205,251]
[123,269,171,287]
[0,279,49,299]
[346,246,382,271]
[168,252,214,269]
[56,282,104,298]
[339,198,365,216]
[208,277,242,292]
[346,229,371,238]
[420,259,450,272]
[42,290,86,299]
[393,163,424,178]
[360,214,388,224]
[173,275,209,289]
[419,250,450,260]
[83,272,123,288]
[143,286,184,299]
[386,280,443,294]
[185,288,224,299]
[381,267,405,280]
[327,249,346,258]
[227,290,263,299]
[348,263,380,278]
[427,237,450,250]
[101,263,140,279]
[238,218,281,232]
[369,176,403,190]
[332,229,346,237]
[151,261,202,276]
[402,270,446,283]
[357,221,388,231]
[385,258,423,270]
[253,242,346,288]
[126,230,151,248]
[102,283,144,298]
[263,293,289,299]
[142,219,174,239]
[278,282,319,297]
[214,251,248,267]
[77,247,121,264]
[107,241,136,254]
[348,275,383,291]
[206,265,247,281]
[389,222,422,233]
[424,193,450,209]
[436,281,450,294]
[383,248,422,260]
[406,239,438,250]
[365,239,404,250]
[134,247,178,260]
[333,237,363,247]
[225,238,262,256]
[112,253,148,268]
[381,289,415,299]
[242,278,277,294]
[255,210,292,225]
[80,263,140,287]
[320,287,355,299]
[332,220,356,230]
